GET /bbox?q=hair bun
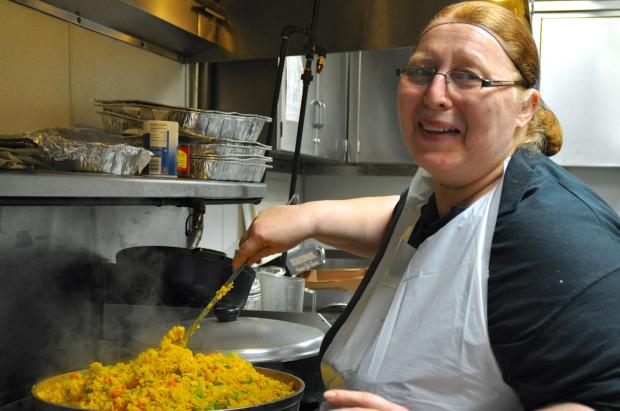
[539,107,563,156]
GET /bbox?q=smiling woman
[232,2,620,410]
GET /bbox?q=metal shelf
[0,171,266,206]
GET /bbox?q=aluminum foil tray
[187,142,271,157]
[99,111,143,136]
[2,128,152,175]
[189,157,272,182]
[96,100,271,142]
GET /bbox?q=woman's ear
[516,89,540,128]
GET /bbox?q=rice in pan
[35,326,295,410]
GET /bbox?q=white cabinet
[532,1,620,166]
[277,54,348,161]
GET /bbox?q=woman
[233,2,620,410]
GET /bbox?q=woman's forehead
[412,23,509,65]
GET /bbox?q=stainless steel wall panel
[348,47,414,164]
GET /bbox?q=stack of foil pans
[188,142,270,157]
[96,100,273,182]
[190,156,272,182]
[95,100,271,142]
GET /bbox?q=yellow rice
[35,326,295,411]
[214,283,234,301]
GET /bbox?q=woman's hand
[323,389,408,411]
[232,204,313,269]
[232,196,400,270]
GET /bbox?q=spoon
[184,194,300,345]
[184,262,247,345]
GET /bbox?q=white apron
[321,163,522,411]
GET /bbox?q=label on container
[177,145,189,177]
[148,156,163,175]
[149,129,169,148]
[143,120,179,177]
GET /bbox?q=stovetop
[0,397,32,410]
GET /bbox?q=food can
[177,144,190,178]
[143,120,179,176]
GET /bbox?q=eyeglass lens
[401,66,482,90]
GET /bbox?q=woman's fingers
[323,390,408,411]
[232,204,313,269]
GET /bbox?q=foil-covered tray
[96,100,271,142]
[0,128,152,175]
[189,157,272,182]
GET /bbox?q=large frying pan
[108,246,255,309]
[32,367,304,411]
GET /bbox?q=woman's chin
[412,152,463,175]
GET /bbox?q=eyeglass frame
[396,64,528,89]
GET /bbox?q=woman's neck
[433,162,505,216]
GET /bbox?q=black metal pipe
[265,31,292,149]
[287,0,321,199]
[288,56,313,199]
[308,0,321,43]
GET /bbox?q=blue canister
[143,120,179,176]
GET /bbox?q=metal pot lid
[133,317,324,363]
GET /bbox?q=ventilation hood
[14,0,529,63]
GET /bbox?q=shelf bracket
[185,199,206,249]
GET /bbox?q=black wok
[108,246,255,309]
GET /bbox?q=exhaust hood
[13,0,529,63]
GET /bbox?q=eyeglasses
[396,65,527,91]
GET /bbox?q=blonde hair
[423,1,562,156]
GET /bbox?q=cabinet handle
[311,100,321,128]
[319,101,326,129]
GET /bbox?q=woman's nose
[422,73,452,109]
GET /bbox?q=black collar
[497,147,542,217]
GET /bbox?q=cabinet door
[278,54,347,161]
[279,55,318,157]
[532,8,620,166]
[314,52,348,161]
[348,47,415,164]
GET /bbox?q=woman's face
[397,23,529,187]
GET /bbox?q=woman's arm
[232,196,400,268]
[323,390,595,411]
[536,404,594,411]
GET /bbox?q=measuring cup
[257,270,305,312]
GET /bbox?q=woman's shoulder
[488,145,620,344]
[488,149,620,408]
[498,147,620,251]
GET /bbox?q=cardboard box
[300,268,367,293]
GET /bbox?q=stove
[0,398,32,411]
